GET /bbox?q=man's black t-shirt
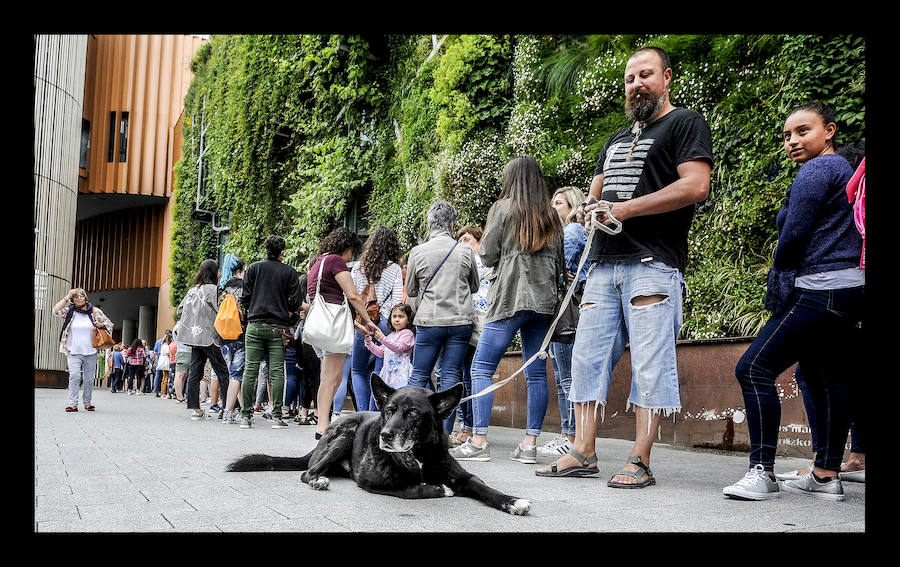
[589,107,713,273]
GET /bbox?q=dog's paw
[307,476,330,490]
[502,498,531,515]
[441,484,454,497]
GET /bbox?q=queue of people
[56,44,864,503]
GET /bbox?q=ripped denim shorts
[568,258,683,414]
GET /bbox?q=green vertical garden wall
[170,34,865,339]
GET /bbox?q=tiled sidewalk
[34,388,865,533]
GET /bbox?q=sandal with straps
[535,448,599,477]
[607,455,655,488]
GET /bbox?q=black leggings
[300,342,321,409]
[125,364,143,390]
[187,345,229,411]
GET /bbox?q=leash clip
[589,204,622,235]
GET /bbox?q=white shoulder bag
[301,255,354,354]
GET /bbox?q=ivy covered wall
[170,34,865,339]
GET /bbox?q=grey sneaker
[222,410,236,425]
[448,439,491,461]
[723,464,781,500]
[271,418,289,429]
[509,443,537,464]
[190,410,208,421]
[240,416,252,429]
[782,471,845,501]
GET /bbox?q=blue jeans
[570,259,683,411]
[221,341,246,381]
[549,341,575,436]
[454,345,476,431]
[333,355,353,414]
[471,311,551,437]
[409,324,473,433]
[796,365,864,454]
[111,367,124,392]
[351,317,390,411]
[283,347,300,410]
[153,369,164,393]
[735,286,864,472]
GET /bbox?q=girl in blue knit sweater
[724,102,864,503]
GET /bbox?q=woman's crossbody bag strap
[421,242,459,297]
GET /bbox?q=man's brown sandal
[607,455,655,488]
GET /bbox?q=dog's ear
[429,382,464,421]
[370,372,395,411]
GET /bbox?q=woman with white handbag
[303,226,379,439]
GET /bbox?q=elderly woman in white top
[53,288,114,412]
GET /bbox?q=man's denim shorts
[569,258,683,412]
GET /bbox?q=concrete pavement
[34,387,865,533]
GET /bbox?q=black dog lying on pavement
[226,373,531,515]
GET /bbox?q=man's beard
[626,88,666,123]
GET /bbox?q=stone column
[138,305,156,343]
[122,319,135,346]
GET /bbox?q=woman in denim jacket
[449,156,565,464]
[539,186,589,458]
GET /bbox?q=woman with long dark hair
[350,226,404,410]
[723,102,864,502]
[123,338,147,395]
[449,156,564,463]
[306,226,378,439]
[177,258,231,421]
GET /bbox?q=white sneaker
[775,462,813,481]
[782,471,845,501]
[538,435,573,456]
[723,464,781,500]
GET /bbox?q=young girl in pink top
[364,304,415,389]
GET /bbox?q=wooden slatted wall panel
[72,205,166,292]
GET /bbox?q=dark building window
[107,111,117,162]
[79,118,91,170]
[118,111,129,162]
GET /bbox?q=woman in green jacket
[449,155,565,464]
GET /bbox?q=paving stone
[33,388,865,533]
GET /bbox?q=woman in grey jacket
[405,200,480,431]
[176,259,230,420]
[449,156,565,464]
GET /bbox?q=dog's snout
[380,429,394,444]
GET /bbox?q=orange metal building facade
[74,34,205,342]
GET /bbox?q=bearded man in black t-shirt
[536,46,713,486]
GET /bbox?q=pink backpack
[845,157,865,268]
